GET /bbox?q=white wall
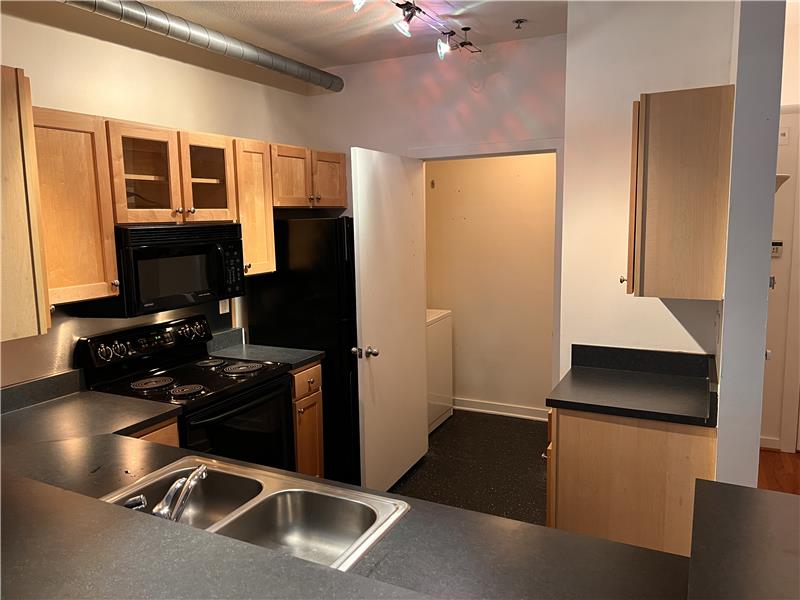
[717,1,786,486]
[559,1,737,374]
[0,14,315,145]
[306,34,566,158]
[426,154,556,418]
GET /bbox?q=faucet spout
[168,464,208,522]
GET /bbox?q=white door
[351,147,428,491]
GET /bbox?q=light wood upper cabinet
[1,66,50,341]
[233,138,276,276]
[312,151,347,207]
[271,143,313,207]
[626,84,734,300]
[179,131,236,222]
[107,120,182,223]
[33,108,119,305]
[294,390,324,478]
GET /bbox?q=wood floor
[758,449,800,495]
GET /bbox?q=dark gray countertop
[1,472,425,600]
[213,343,324,371]
[546,366,715,426]
[688,479,800,599]
[1,391,180,447]
[3,433,690,600]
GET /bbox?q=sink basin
[216,490,378,566]
[106,467,262,529]
[101,456,408,571]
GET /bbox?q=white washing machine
[426,308,453,433]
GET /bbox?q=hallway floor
[390,410,548,525]
[758,449,800,495]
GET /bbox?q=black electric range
[76,316,295,470]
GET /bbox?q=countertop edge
[545,397,716,428]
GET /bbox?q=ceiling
[150,1,568,68]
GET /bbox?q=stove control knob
[111,341,127,357]
[178,324,195,340]
[96,344,113,362]
[191,321,206,337]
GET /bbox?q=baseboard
[760,435,781,450]
[453,397,549,421]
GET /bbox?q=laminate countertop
[688,480,800,599]
[3,434,690,600]
[213,344,325,371]
[546,345,717,427]
[0,390,179,447]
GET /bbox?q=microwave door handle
[188,395,273,427]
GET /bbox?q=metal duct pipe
[64,0,345,92]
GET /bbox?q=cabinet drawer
[130,418,179,447]
[292,363,322,400]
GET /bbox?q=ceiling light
[436,31,454,60]
[394,19,412,37]
[353,0,366,12]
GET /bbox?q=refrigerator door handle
[351,347,363,359]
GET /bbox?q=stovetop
[95,356,290,409]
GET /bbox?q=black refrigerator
[245,217,361,485]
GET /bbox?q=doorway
[390,152,558,524]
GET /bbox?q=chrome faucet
[141,464,208,522]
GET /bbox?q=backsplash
[0,303,231,388]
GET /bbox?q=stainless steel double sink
[101,456,409,571]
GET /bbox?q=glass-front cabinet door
[107,121,182,223]
[179,131,236,222]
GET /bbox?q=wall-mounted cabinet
[234,138,276,276]
[1,66,50,341]
[312,151,347,207]
[271,144,348,208]
[179,131,236,222]
[33,108,119,305]
[107,121,183,224]
[625,85,734,300]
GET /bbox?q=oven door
[126,242,225,314]
[182,377,295,471]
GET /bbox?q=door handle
[365,346,380,357]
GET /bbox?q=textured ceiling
[150,1,568,68]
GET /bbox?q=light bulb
[436,38,450,60]
[352,0,366,13]
[393,19,411,37]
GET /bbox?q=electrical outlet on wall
[219,299,230,314]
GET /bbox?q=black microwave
[73,223,245,318]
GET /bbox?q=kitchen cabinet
[312,151,347,207]
[179,131,236,222]
[271,143,313,207]
[271,144,348,208]
[107,120,183,223]
[291,363,324,478]
[549,408,716,556]
[625,85,734,300]
[1,66,50,341]
[33,108,119,305]
[233,138,276,275]
[129,417,179,447]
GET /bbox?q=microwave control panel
[221,240,245,298]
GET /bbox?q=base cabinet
[129,418,179,447]
[291,363,324,478]
[549,408,716,556]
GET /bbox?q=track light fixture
[353,0,366,13]
[393,2,419,37]
[436,31,455,60]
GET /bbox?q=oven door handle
[187,395,276,427]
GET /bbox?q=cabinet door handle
[187,207,196,214]
[308,196,315,203]
[315,195,321,202]
[297,407,305,415]
[308,378,315,386]
[174,207,184,214]
[111,280,120,288]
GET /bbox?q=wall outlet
[778,127,789,146]
[219,299,230,314]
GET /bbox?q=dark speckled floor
[390,410,548,525]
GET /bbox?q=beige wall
[782,1,798,107]
[426,153,556,416]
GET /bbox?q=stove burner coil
[169,384,207,398]
[223,363,264,376]
[196,358,226,368]
[130,376,175,392]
